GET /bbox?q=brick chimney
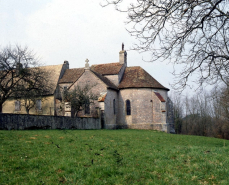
[64,60,69,69]
[119,43,127,64]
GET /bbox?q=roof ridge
[37,64,63,68]
[65,67,84,70]
[91,62,120,66]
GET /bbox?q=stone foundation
[105,123,171,132]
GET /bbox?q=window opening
[126,99,131,115]
[36,99,42,110]
[15,101,21,111]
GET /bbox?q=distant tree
[63,84,98,117]
[170,92,184,134]
[212,85,229,138]
[0,45,51,113]
[102,0,229,89]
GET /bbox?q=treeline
[171,85,229,139]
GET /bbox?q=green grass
[0,129,229,184]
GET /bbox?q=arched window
[126,99,131,115]
[113,99,116,114]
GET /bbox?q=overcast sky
[0,0,188,94]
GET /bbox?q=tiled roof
[91,70,118,90]
[118,67,169,91]
[91,62,123,75]
[0,64,64,96]
[59,68,84,84]
[31,64,64,95]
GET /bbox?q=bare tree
[0,45,51,113]
[212,85,229,138]
[14,67,52,114]
[63,84,98,117]
[170,92,184,133]
[102,0,229,89]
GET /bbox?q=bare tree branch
[102,0,229,89]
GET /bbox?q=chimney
[64,60,69,69]
[85,59,90,70]
[119,43,127,64]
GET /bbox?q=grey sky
[0,0,177,92]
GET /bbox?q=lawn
[0,129,229,185]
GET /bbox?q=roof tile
[91,62,123,75]
[59,68,84,84]
[31,64,64,95]
[118,67,169,91]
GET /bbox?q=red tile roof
[91,62,123,75]
[118,67,169,91]
[59,68,84,84]
[59,68,118,90]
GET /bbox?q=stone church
[57,45,174,132]
[2,45,174,133]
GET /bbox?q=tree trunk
[26,107,29,114]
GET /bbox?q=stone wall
[104,89,118,128]
[104,75,119,86]
[3,95,55,116]
[116,88,171,132]
[0,113,101,130]
[117,88,165,125]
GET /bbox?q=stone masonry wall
[104,89,118,128]
[0,113,101,130]
[3,96,55,116]
[117,88,166,125]
[68,70,108,117]
[104,75,119,86]
[116,88,170,132]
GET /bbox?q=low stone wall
[0,113,101,130]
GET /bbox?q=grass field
[0,129,229,185]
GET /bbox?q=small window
[36,99,42,110]
[64,86,67,91]
[113,99,116,114]
[85,101,90,114]
[15,101,21,111]
[126,99,131,115]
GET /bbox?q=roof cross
[85,58,90,69]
